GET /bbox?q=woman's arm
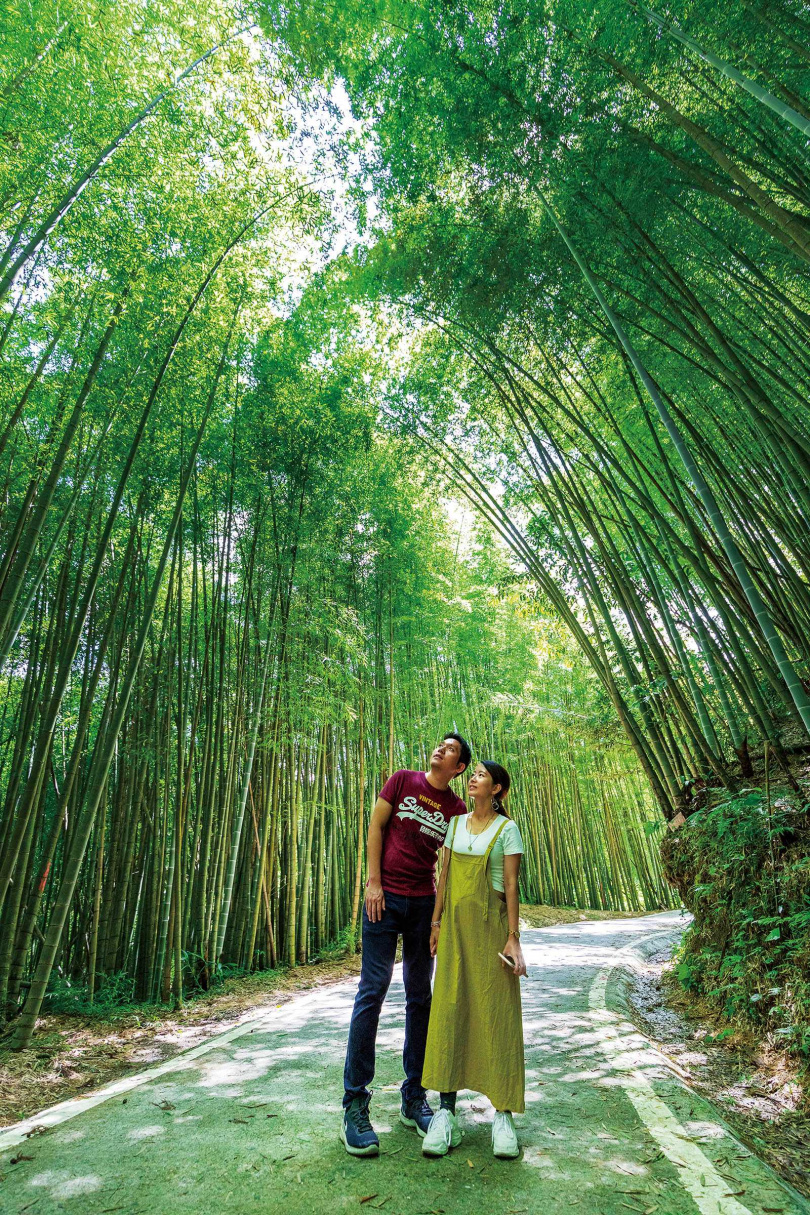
[502,852,527,977]
[429,846,450,957]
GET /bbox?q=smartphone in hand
[498,951,516,969]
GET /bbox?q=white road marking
[588,928,753,1215]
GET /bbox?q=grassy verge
[661,775,810,1105]
[518,904,645,928]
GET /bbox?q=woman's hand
[502,937,526,977]
[430,924,441,957]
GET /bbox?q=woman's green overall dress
[422,817,525,1113]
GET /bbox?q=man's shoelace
[351,1104,373,1134]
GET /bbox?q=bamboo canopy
[4,0,809,1046]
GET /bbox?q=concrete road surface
[1,910,807,1215]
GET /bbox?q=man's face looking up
[430,737,466,781]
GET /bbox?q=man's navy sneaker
[341,1094,379,1156]
[399,1092,434,1137]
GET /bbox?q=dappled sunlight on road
[28,1169,105,1199]
[127,1123,166,1140]
[523,944,621,969]
[1,911,804,1215]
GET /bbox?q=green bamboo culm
[529,181,810,737]
[631,3,810,138]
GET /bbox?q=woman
[421,760,526,1159]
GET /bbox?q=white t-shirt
[447,814,523,893]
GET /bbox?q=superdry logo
[396,795,448,838]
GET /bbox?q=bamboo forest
[2,0,810,1185]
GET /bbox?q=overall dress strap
[443,813,460,883]
[481,818,509,920]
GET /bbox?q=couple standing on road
[341,733,527,1161]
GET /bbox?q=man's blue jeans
[343,891,434,1108]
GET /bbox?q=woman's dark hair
[482,760,511,816]
[443,731,472,773]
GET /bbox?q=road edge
[600,923,810,1215]
[0,971,362,1152]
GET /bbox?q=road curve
[1,910,806,1215]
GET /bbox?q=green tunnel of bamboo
[8,0,810,1045]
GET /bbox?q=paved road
[1,911,807,1215]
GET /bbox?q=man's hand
[365,878,385,922]
[502,937,527,977]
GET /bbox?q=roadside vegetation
[663,764,810,1096]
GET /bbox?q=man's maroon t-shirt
[378,770,467,897]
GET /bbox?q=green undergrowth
[39,963,288,1022]
[38,934,360,1022]
[662,784,810,1095]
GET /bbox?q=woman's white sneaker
[492,1111,519,1158]
[422,1108,462,1157]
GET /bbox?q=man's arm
[365,796,394,922]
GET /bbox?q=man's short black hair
[443,732,472,774]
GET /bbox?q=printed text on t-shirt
[395,795,449,842]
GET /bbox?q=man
[341,733,471,1156]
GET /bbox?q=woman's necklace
[466,808,497,850]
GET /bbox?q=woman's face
[467,763,500,799]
